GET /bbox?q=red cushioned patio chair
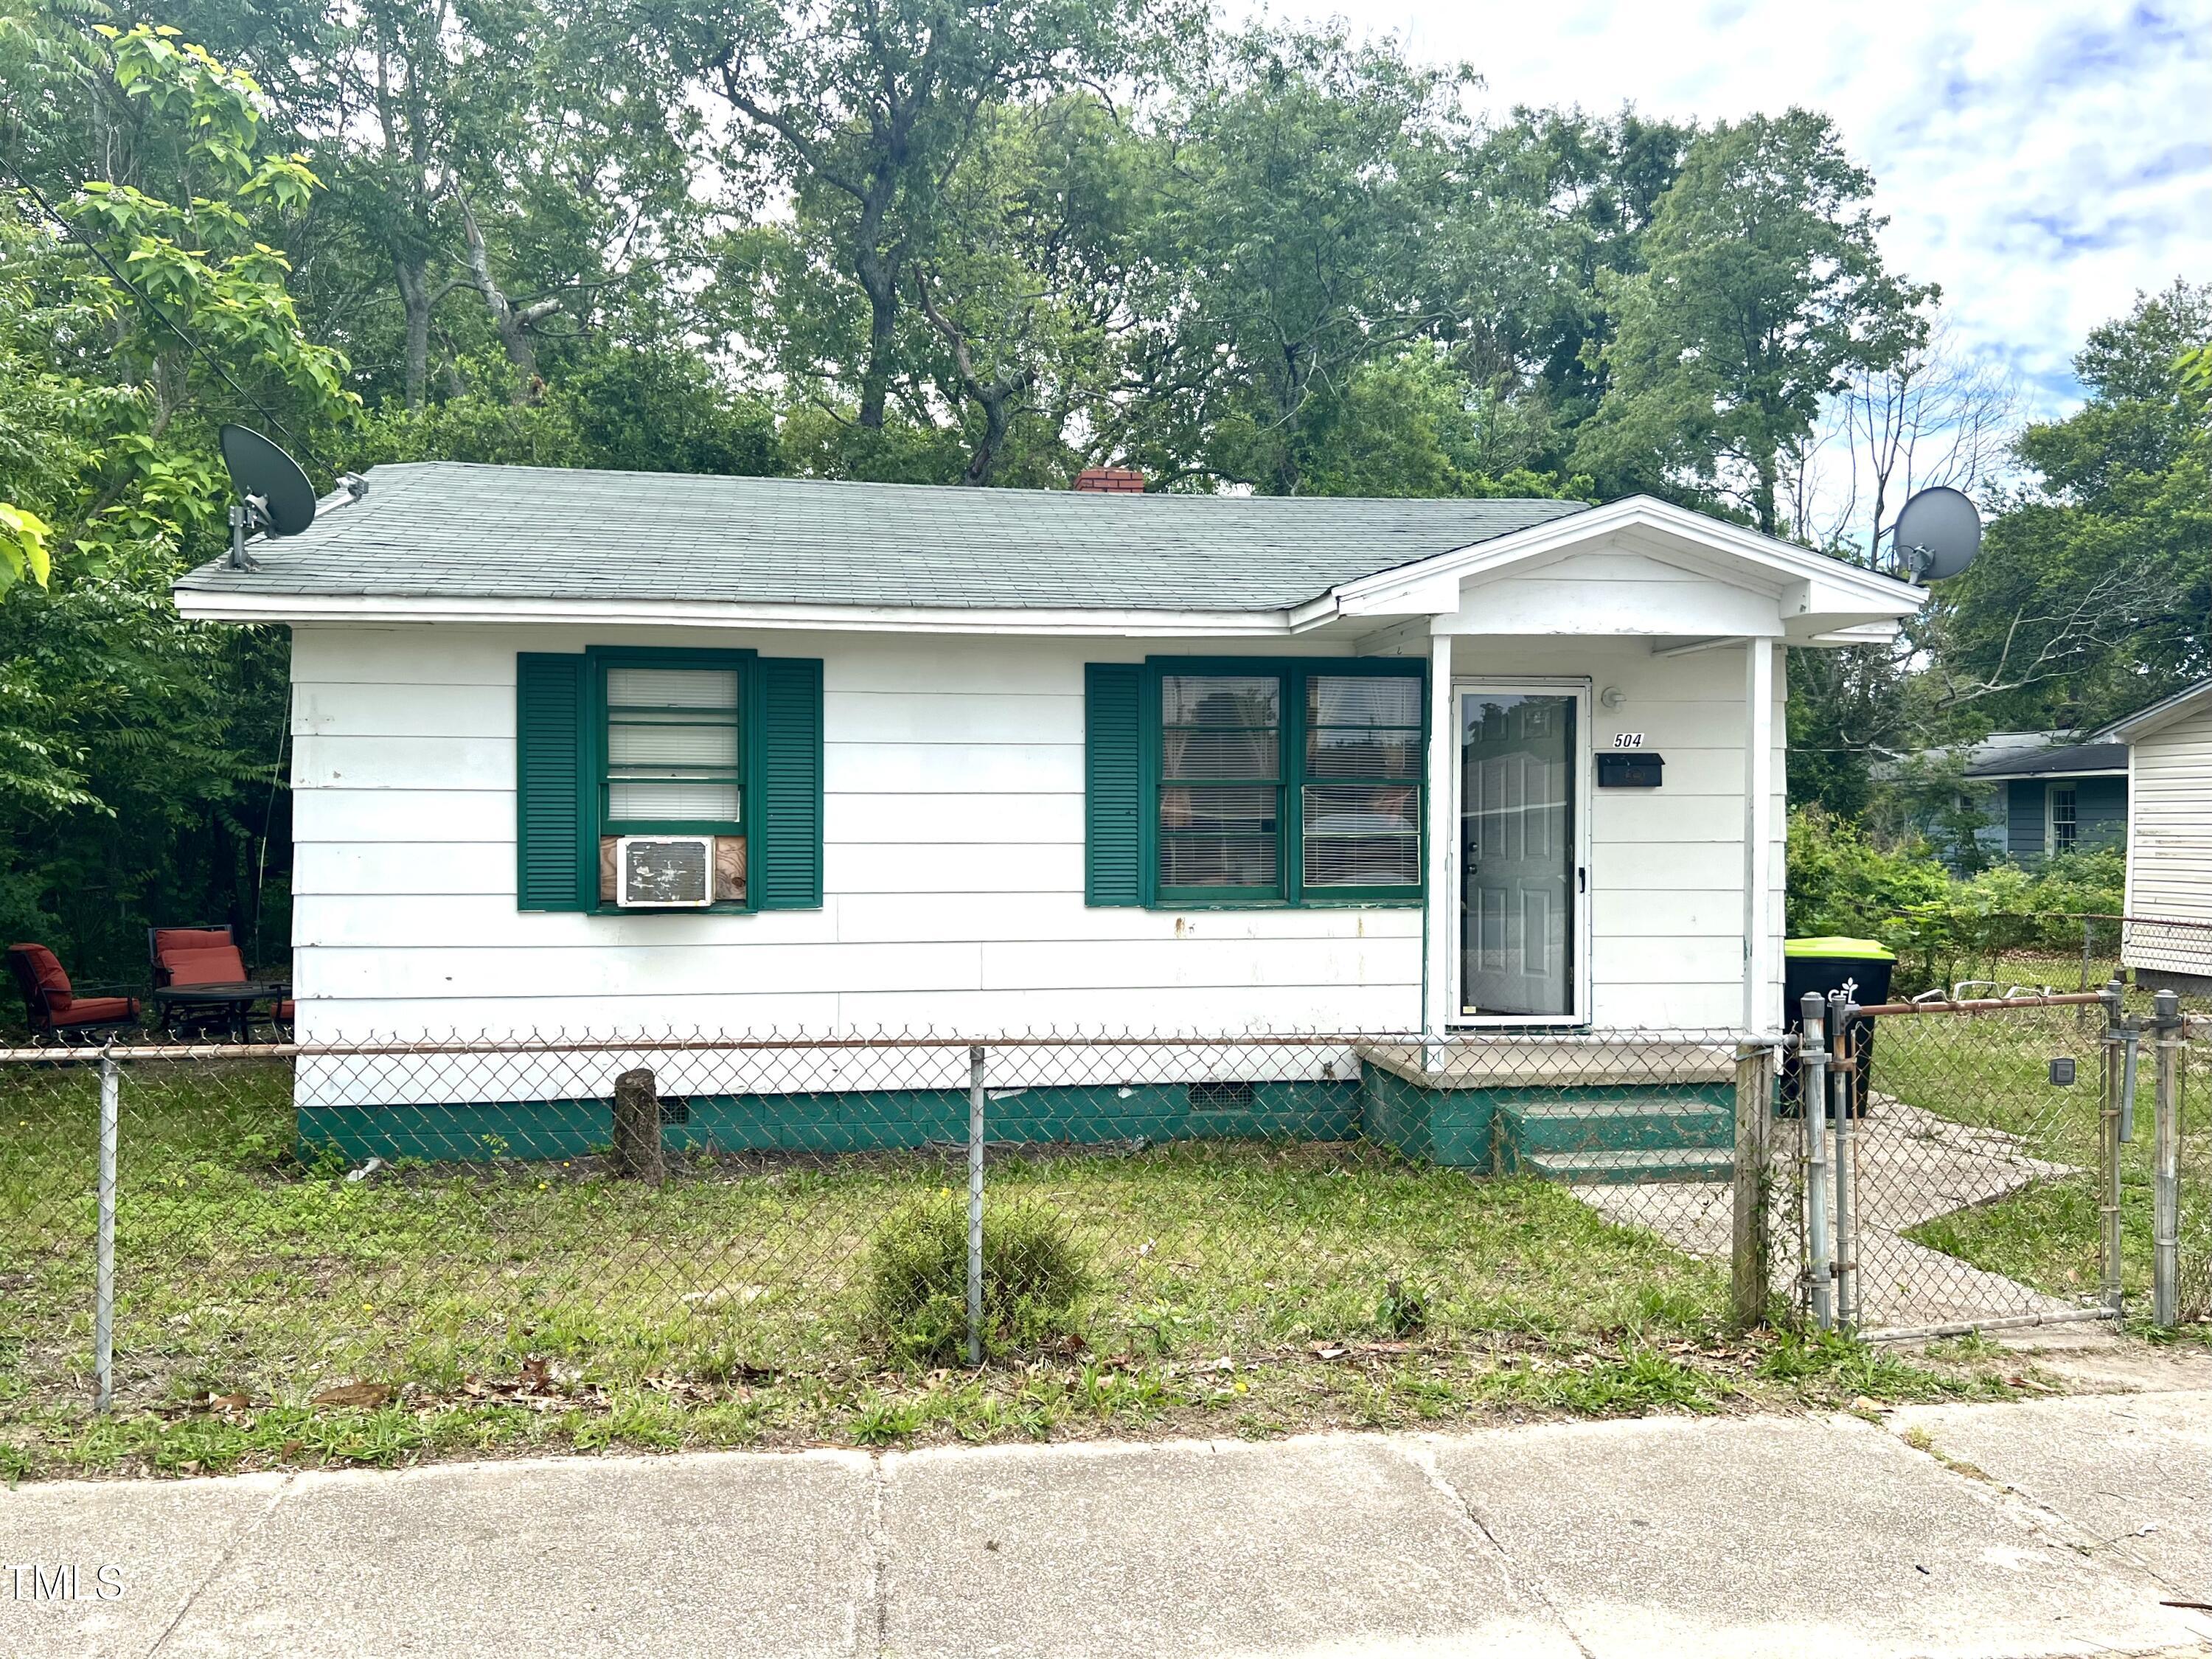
[149,924,291,1039]
[7,944,142,1042]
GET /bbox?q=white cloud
[1255,0,2212,416]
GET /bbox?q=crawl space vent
[1188,1081,1257,1111]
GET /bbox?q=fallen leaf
[310,1381,392,1409]
[204,1391,251,1412]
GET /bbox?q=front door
[1458,684,1585,1020]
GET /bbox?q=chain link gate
[2165,1011,2211,1326]
[1792,989,2123,1340]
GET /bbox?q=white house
[2111,675,2212,995]
[172,464,1924,1053]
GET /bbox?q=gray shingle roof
[173,462,1590,612]
[1964,741,2130,778]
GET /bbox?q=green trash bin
[1780,936,1894,1115]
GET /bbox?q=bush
[1785,807,2128,995]
[863,1193,1091,1366]
[1784,808,1951,938]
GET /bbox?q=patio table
[152,981,290,1042]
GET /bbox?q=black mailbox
[1596,753,1664,787]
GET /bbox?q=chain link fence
[1801,994,2120,1338]
[2172,1017,2211,1324]
[10,945,2208,1436]
[1882,912,2212,1013]
[2,1028,1790,1421]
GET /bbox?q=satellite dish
[1891,485,1980,582]
[220,425,319,536]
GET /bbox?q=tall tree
[0,21,356,972]
[1781,319,2017,560]
[1573,109,1932,534]
[1927,282,2211,730]
[672,0,1172,440]
[1112,26,1475,494]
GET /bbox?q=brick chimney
[1074,467,1145,494]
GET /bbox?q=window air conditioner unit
[614,835,714,908]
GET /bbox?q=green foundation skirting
[296,1074,1739,1178]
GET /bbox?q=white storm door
[1455,682,1590,1023]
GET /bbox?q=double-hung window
[600,658,747,903]
[1086,657,1424,908]
[1158,673,1284,898]
[602,664,745,830]
[1300,672,1424,891]
[515,647,824,914]
[2047,783,2078,856]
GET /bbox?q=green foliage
[0,20,355,980]
[1783,807,1952,939]
[1930,282,2211,732]
[863,1194,1091,1366]
[1374,1276,1427,1338]
[1573,111,1932,532]
[1784,807,2126,993]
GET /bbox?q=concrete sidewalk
[7,1394,2212,1658]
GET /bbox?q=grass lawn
[1,1057,2051,1479]
[1863,1003,2212,1332]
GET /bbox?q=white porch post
[1425,629,1454,1054]
[1742,639,1775,1034]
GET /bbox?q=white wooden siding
[2124,703,2212,973]
[289,616,1782,1040]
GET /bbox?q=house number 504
[1611,733,1646,748]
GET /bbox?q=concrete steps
[1503,1096,1734,1184]
[1521,1146,1735,1184]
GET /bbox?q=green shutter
[1085,662,1144,906]
[755,655,824,909]
[516,653,588,911]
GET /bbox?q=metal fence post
[95,1048,119,1415]
[2099,980,2127,1315]
[1829,997,1860,1334]
[1799,993,1832,1331]
[2152,990,2183,1329]
[1730,1041,1775,1329]
[967,1043,986,1366]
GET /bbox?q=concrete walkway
[7,1394,2212,1658]
[1579,1093,2092,1331]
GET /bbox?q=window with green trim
[1158,672,1281,897]
[517,644,824,916]
[1144,658,1424,907]
[1301,674,1422,890]
[600,663,745,833]
[591,648,750,908]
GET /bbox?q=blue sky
[1265,0,2212,418]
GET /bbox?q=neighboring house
[172,467,1922,1166]
[1962,737,2129,860]
[2110,676,2212,995]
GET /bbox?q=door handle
[1578,866,1587,894]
